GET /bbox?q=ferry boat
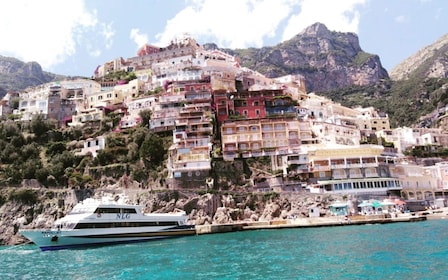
[19,195,196,251]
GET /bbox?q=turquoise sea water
[2,219,448,280]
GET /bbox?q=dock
[195,214,428,235]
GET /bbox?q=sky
[1,0,446,77]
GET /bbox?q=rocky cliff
[0,55,63,97]
[217,22,389,92]
[389,33,448,81]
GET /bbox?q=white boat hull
[20,226,196,251]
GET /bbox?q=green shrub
[8,189,38,205]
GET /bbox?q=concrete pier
[195,214,427,235]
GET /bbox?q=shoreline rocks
[0,187,344,246]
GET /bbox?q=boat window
[96,207,121,214]
[95,207,138,214]
[122,208,137,214]
[70,206,95,214]
[74,221,179,229]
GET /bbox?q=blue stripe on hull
[40,236,170,251]
[24,225,196,251]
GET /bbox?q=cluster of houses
[1,35,448,209]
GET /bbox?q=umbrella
[372,200,382,208]
[381,200,395,206]
[358,201,372,207]
[330,201,348,208]
[394,199,406,205]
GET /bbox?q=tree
[31,115,53,142]
[138,109,152,128]
[46,142,67,157]
[139,133,166,169]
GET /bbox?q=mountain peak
[299,22,331,37]
[0,55,62,96]
[389,33,448,80]
[227,22,387,92]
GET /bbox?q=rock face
[220,22,389,92]
[0,187,344,245]
[0,55,62,97]
[389,33,448,81]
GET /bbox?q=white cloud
[101,22,116,49]
[394,15,406,23]
[0,0,114,71]
[155,0,367,49]
[282,0,367,41]
[130,28,149,49]
[155,0,301,48]
[156,0,369,48]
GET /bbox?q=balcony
[312,165,331,172]
[333,174,348,179]
[364,172,379,178]
[221,135,237,142]
[347,162,363,168]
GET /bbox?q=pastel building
[220,116,303,161]
[167,80,214,189]
[15,79,100,126]
[214,88,296,123]
[76,136,106,158]
[120,95,158,129]
[376,127,448,153]
[302,144,401,198]
[398,161,448,203]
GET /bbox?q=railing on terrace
[221,120,261,127]
[171,165,211,172]
[176,118,212,126]
[176,141,211,149]
[287,158,308,165]
[222,135,238,142]
[333,174,348,179]
[331,164,347,169]
[312,165,331,171]
[175,155,210,163]
[349,173,364,179]
[363,162,379,167]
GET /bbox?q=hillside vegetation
[320,77,448,127]
[0,112,169,189]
